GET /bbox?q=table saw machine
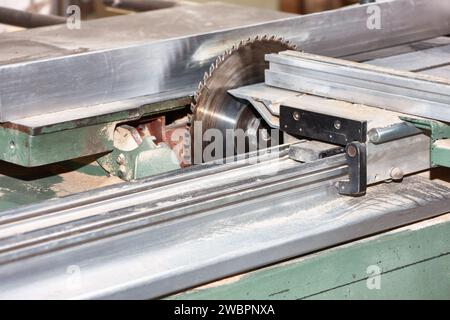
[0,0,449,299]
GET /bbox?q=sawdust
[418,168,450,187]
[194,274,245,290]
[50,171,123,197]
[0,187,13,193]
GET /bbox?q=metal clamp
[338,142,367,196]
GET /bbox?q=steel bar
[266,51,450,122]
[0,154,347,263]
[343,37,450,63]
[0,6,66,28]
[1,0,449,121]
[368,122,422,144]
[368,44,450,71]
[103,0,183,11]
[0,145,291,225]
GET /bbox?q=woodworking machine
[0,0,449,299]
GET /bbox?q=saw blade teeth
[189,35,299,133]
[197,81,203,91]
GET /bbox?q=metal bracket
[97,125,180,181]
[338,142,367,196]
[280,106,367,145]
[289,141,344,163]
[279,105,367,195]
[401,116,450,168]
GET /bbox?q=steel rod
[0,6,65,28]
[103,0,180,11]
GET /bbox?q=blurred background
[0,0,358,33]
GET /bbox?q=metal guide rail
[0,146,448,299]
[265,51,450,122]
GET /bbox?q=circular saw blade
[190,35,297,163]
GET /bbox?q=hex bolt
[347,144,357,158]
[390,167,404,180]
[334,120,342,130]
[117,153,126,165]
[293,111,300,121]
[118,165,127,178]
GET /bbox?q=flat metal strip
[368,44,450,71]
[266,51,450,122]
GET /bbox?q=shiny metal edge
[1,0,450,121]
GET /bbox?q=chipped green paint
[0,169,60,210]
[0,160,65,210]
[170,216,450,300]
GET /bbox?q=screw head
[334,120,342,130]
[116,153,126,165]
[347,144,358,158]
[293,111,300,121]
[390,167,404,180]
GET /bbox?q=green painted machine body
[0,96,190,168]
[172,215,450,300]
[97,136,180,181]
[0,96,190,209]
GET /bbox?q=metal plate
[280,106,367,145]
